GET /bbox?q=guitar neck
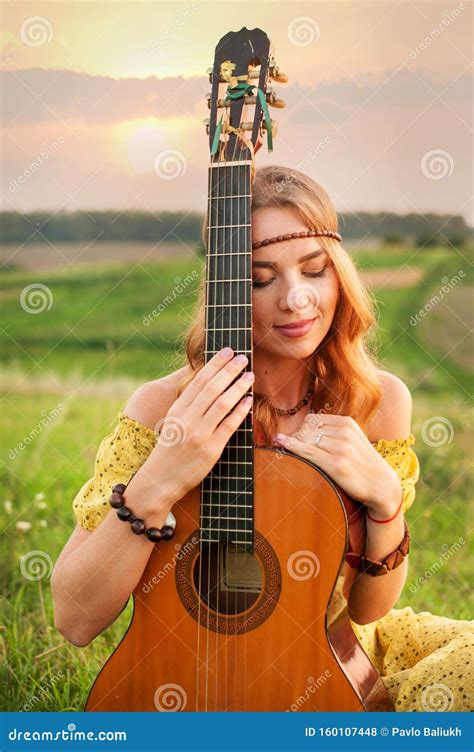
[201,159,255,551]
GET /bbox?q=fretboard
[201,160,254,551]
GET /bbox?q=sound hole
[192,543,263,615]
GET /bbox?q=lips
[274,317,317,338]
[274,318,315,330]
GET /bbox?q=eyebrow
[252,249,326,268]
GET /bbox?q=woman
[51,165,473,711]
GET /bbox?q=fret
[205,475,253,481]
[210,460,253,464]
[209,160,253,167]
[202,506,253,511]
[208,251,253,256]
[202,492,253,497]
[207,303,252,308]
[211,194,251,199]
[201,527,252,533]
[209,224,251,229]
[204,327,252,332]
[201,515,253,521]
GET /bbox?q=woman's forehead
[252,243,327,266]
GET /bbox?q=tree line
[0,210,471,247]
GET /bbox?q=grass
[1,243,472,711]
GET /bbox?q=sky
[1,0,472,223]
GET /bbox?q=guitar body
[85,449,392,711]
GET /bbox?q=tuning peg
[261,118,277,134]
[266,88,285,108]
[270,66,288,84]
[203,117,210,135]
[207,66,213,84]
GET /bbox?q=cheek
[319,272,339,316]
[252,290,274,330]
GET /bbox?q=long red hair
[174,165,382,444]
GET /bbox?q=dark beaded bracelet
[109,482,175,543]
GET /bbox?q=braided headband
[252,229,342,250]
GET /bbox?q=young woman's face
[251,206,340,359]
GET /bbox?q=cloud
[1,66,471,129]
[283,67,472,125]
[1,68,205,126]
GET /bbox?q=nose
[278,278,321,315]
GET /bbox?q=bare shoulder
[366,370,413,442]
[122,365,193,431]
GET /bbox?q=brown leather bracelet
[345,520,410,576]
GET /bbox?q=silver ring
[311,432,324,447]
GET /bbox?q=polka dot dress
[72,411,473,711]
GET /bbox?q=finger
[204,370,254,429]
[191,354,251,419]
[177,348,236,408]
[214,394,253,444]
[273,433,332,473]
[276,431,340,455]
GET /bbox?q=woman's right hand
[150,347,254,505]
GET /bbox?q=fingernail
[220,347,233,358]
[275,433,287,442]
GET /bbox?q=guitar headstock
[205,27,287,163]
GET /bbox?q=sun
[124,120,168,174]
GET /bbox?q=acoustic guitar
[85,27,393,712]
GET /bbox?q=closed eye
[253,268,327,288]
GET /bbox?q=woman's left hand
[272,413,402,517]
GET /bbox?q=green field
[1,243,473,711]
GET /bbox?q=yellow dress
[72,411,474,711]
